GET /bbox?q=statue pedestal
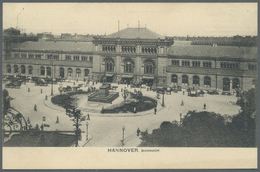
[99,85,110,98]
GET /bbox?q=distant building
[3,27,257,91]
[37,32,54,39]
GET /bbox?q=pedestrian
[41,89,42,94]
[87,114,90,120]
[204,103,206,109]
[180,113,182,119]
[137,128,141,136]
[154,107,157,115]
[34,104,37,111]
[45,95,48,101]
[133,106,137,113]
[183,91,185,95]
[28,87,30,92]
[181,100,184,106]
[56,116,59,123]
[40,124,44,131]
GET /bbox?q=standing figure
[28,88,30,92]
[34,104,37,111]
[45,95,48,101]
[56,116,59,123]
[40,124,44,131]
[154,107,157,115]
[137,128,141,136]
[41,89,42,94]
[87,114,90,120]
[183,91,185,95]
[204,103,206,109]
[181,100,184,106]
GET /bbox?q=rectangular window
[81,56,88,61]
[172,60,179,66]
[53,55,59,60]
[73,56,79,61]
[203,62,212,68]
[65,55,71,60]
[182,61,190,67]
[220,62,239,69]
[192,61,200,67]
[21,53,27,59]
[248,64,257,70]
[47,54,52,59]
[89,56,93,62]
[28,54,34,59]
[14,53,20,58]
[35,54,41,59]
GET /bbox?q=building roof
[105,27,164,39]
[169,46,257,59]
[13,41,94,52]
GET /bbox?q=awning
[122,75,133,78]
[142,76,154,80]
[105,73,114,77]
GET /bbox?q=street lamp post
[122,126,125,146]
[162,89,165,107]
[50,61,54,96]
[86,122,89,140]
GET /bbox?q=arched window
[204,76,211,86]
[40,66,45,75]
[14,65,19,73]
[193,75,200,85]
[124,61,134,73]
[144,61,154,74]
[84,69,89,76]
[60,68,64,78]
[21,65,26,74]
[76,68,81,78]
[223,78,230,91]
[105,60,114,72]
[68,68,73,77]
[28,66,33,74]
[232,78,240,89]
[47,67,51,76]
[182,75,188,84]
[171,74,178,83]
[7,64,11,73]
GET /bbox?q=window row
[171,75,210,86]
[7,65,33,74]
[14,53,93,62]
[6,64,90,77]
[122,47,136,53]
[171,60,212,68]
[102,46,116,52]
[171,74,240,89]
[104,60,154,74]
[220,63,239,69]
[248,64,257,70]
[141,47,157,54]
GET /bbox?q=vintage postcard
[2,3,258,169]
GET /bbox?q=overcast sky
[3,3,258,37]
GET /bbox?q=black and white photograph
[2,2,258,169]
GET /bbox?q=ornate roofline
[92,37,174,47]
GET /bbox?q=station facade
[3,27,258,91]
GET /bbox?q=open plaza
[3,79,241,147]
